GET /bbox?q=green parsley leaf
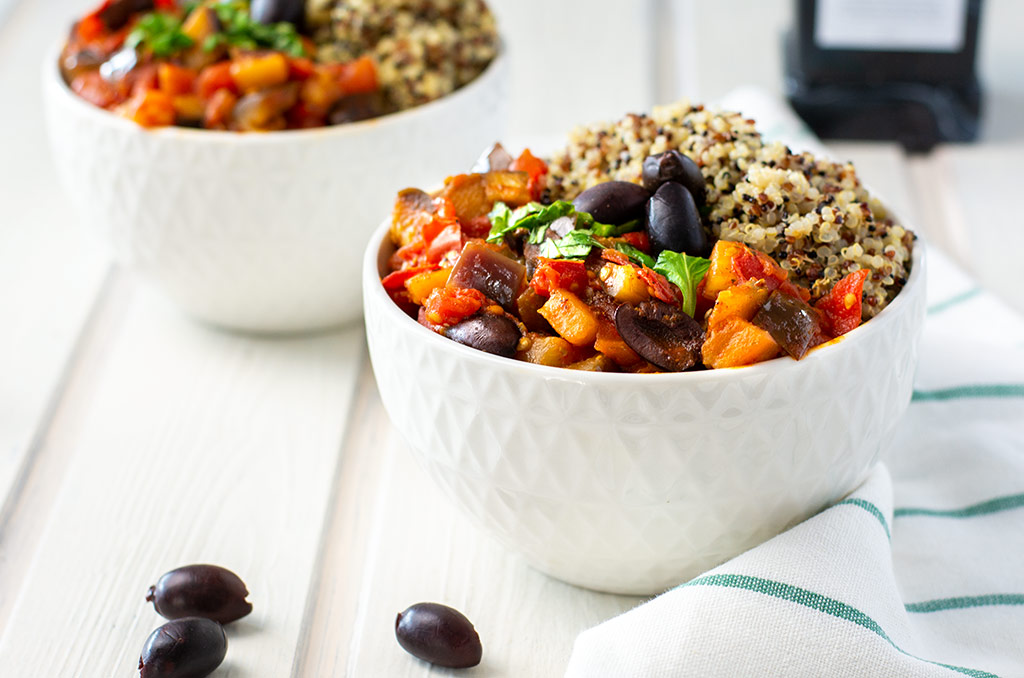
[591,218,641,237]
[127,12,194,57]
[208,1,307,57]
[539,230,602,259]
[653,250,711,317]
[614,242,655,269]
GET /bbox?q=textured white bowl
[43,45,507,332]
[364,221,926,595]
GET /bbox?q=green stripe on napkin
[906,594,1024,613]
[834,498,891,539]
[927,287,982,315]
[894,493,1024,519]
[912,385,1024,402]
[682,574,997,678]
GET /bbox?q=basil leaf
[127,12,194,57]
[614,243,655,269]
[485,202,514,242]
[653,250,711,317]
[539,230,601,259]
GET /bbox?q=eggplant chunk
[250,0,305,28]
[572,181,650,225]
[752,291,827,359]
[448,241,526,311]
[614,300,704,372]
[445,313,522,358]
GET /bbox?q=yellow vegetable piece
[538,289,598,347]
[599,263,650,305]
[230,53,290,94]
[405,268,451,305]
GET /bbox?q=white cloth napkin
[564,93,1024,678]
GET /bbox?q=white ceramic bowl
[43,45,507,332]
[364,220,926,595]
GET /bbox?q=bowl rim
[44,36,506,144]
[364,214,926,385]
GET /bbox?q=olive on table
[572,181,650,226]
[614,300,705,371]
[646,181,710,257]
[138,617,227,678]
[444,313,522,358]
[147,564,252,624]
[641,150,706,204]
[395,602,483,669]
[250,0,305,28]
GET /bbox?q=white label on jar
[814,0,967,52]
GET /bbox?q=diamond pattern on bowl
[363,197,927,597]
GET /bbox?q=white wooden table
[2,1,1023,676]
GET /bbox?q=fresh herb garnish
[539,230,603,259]
[614,242,655,269]
[206,1,306,57]
[486,200,638,245]
[126,12,194,57]
[652,250,711,317]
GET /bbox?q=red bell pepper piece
[600,248,632,266]
[815,269,870,336]
[511,149,548,201]
[426,223,464,264]
[619,230,650,252]
[733,246,810,302]
[530,258,588,297]
[381,265,437,291]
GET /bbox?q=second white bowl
[43,45,508,332]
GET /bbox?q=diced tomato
[815,268,869,336]
[423,286,486,326]
[289,57,316,80]
[426,223,464,264]
[601,248,632,266]
[732,246,810,302]
[196,62,238,100]
[511,149,548,201]
[637,267,681,305]
[381,265,438,291]
[157,63,197,96]
[421,198,458,245]
[76,14,108,43]
[154,0,177,8]
[335,56,378,94]
[619,230,650,252]
[287,101,325,129]
[71,71,124,108]
[462,216,492,239]
[530,259,588,297]
[203,88,237,129]
[390,238,428,269]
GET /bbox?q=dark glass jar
[784,0,983,151]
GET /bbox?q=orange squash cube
[538,289,599,347]
[702,317,780,368]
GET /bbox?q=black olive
[572,181,650,225]
[646,182,710,257]
[641,150,706,205]
[139,618,227,678]
[147,564,252,624]
[395,602,482,669]
[752,291,827,359]
[249,0,305,28]
[99,0,154,31]
[614,300,704,372]
[445,313,522,358]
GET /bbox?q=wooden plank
[0,277,364,675]
[295,378,642,677]
[0,0,111,522]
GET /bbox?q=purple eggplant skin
[395,603,483,669]
[752,291,828,359]
[445,313,522,358]
[614,299,704,372]
[447,241,527,312]
[572,181,651,225]
[138,617,227,678]
[147,564,252,624]
[646,182,710,257]
[641,150,706,205]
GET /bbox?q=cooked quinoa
[542,102,914,317]
[307,0,498,111]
